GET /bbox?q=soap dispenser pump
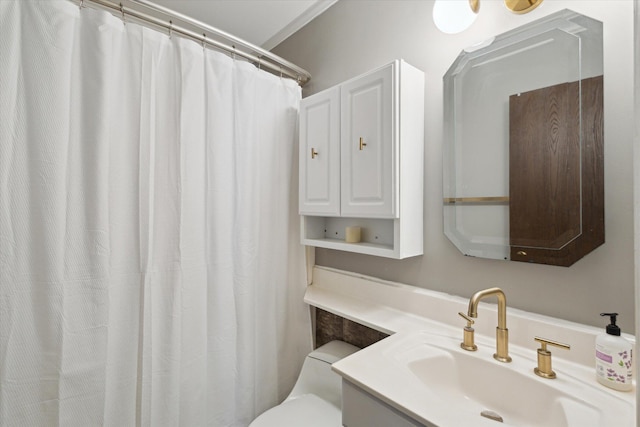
[595,313,633,391]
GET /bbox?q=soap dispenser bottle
[595,313,633,391]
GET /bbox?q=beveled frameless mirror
[443,10,604,267]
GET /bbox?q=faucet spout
[467,287,511,363]
[468,287,507,329]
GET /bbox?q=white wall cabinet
[299,59,424,259]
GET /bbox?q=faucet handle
[533,336,570,379]
[458,312,474,326]
[458,312,477,351]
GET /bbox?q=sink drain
[480,410,504,423]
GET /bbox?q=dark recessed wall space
[315,308,389,349]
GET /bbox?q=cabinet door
[341,64,396,218]
[299,87,340,216]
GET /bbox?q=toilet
[249,340,360,427]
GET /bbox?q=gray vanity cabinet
[341,380,426,427]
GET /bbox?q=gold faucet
[466,287,512,363]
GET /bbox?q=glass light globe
[433,0,478,34]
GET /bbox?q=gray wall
[274,1,636,333]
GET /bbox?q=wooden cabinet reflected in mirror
[509,76,604,266]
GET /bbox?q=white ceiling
[147,0,337,50]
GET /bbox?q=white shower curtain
[0,1,311,426]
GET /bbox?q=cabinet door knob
[311,148,318,159]
[359,137,367,151]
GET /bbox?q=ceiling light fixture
[433,0,544,34]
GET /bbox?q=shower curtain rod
[75,0,312,86]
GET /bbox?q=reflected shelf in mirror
[444,196,509,205]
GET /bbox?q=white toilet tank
[249,340,360,427]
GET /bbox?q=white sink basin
[333,329,635,426]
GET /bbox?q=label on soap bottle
[595,345,633,386]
